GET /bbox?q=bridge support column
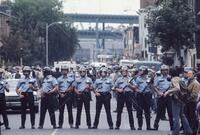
[95,19,99,61]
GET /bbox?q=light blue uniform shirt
[42,75,58,93]
[135,76,151,93]
[75,77,93,92]
[114,76,136,92]
[94,78,113,93]
[0,79,8,94]
[16,77,38,93]
[154,75,171,92]
[57,75,75,93]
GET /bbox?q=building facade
[72,38,124,63]
[123,26,139,59]
[139,0,161,61]
[194,0,200,67]
[140,0,157,8]
[0,11,10,44]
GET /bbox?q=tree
[1,0,78,65]
[146,0,199,66]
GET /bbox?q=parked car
[5,79,40,113]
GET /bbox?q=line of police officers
[0,64,199,134]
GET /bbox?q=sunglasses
[80,71,86,73]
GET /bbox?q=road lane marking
[51,129,57,135]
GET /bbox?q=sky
[63,0,140,15]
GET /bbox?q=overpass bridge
[64,13,139,24]
[64,13,139,60]
[78,30,123,39]
[65,13,138,39]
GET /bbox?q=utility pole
[195,0,200,67]
[20,48,23,67]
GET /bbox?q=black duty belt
[98,92,110,95]
[80,91,90,93]
[21,92,33,96]
[0,93,5,95]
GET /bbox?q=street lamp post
[45,22,62,66]
[46,23,49,66]
[20,48,23,67]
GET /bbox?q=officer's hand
[86,85,92,90]
[66,87,73,92]
[117,89,124,93]
[47,91,52,95]
[76,91,81,95]
[95,92,101,97]
[60,93,65,98]
[19,94,24,98]
[158,91,164,97]
[29,84,34,89]
[163,91,168,97]
[41,92,45,98]
[136,89,141,93]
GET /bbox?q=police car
[4,79,40,113]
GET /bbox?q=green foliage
[1,0,78,66]
[146,0,199,55]
[48,23,78,62]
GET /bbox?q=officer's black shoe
[113,110,117,113]
[38,126,43,129]
[53,125,57,129]
[161,117,168,121]
[19,126,25,129]
[153,124,158,130]
[179,130,184,134]
[115,127,120,130]
[131,127,136,130]
[109,126,113,130]
[88,126,92,129]
[70,124,73,128]
[92,126,97,129]
[5,126,11,130]
[57,125,62,129]
[0,122,4,126]
[137,127,142,130]
[147,127,156,130]
[31,125,35,129]
[75,125,79,129]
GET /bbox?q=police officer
[0,68,10,129]
[16,66,38,129]
[153,65,173,131]
[74,66,93,129]
[135,66,154,130]
[92,67,113,129]
[38,67,58,129]
[114,66,137,130]
[57,66,75,128]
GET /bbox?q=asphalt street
[1,97,171,135]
